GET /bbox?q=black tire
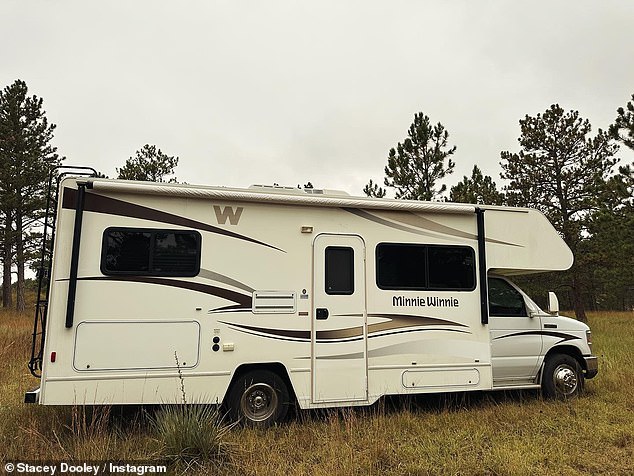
[542,354,584,399]
[226,369,290,428]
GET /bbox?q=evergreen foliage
[0,81,631,314]
[382,112,456,201]
[363,179,386,198]
[582,207,634,310]
[0,79,62,311]
[609,93,634,150]
[449,165,504,205]
[500,104,619,321]
[117,144,178,182]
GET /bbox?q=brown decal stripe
[316,352,364,360]
[344,208,440,239]
[198,268,255,293]
[379,210,478,241]
[78,276,252,307]
[493,330,581,343]
[209,304,251,313]
[220,322,310,341]
[368,313,469,333]
[319,327,364,340]
[62,187,284,252]
[368,327,470,339]
[221,314,468,343]
[220,323,365,341]
[344,208,520,247]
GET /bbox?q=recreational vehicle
[26,169,598,427]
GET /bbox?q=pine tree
[117,144,179,182]
[583,206,634,311]
[0,79,62,311]
[610,92,634,206]
[500,104,618,322]
[0,211,11,308]
[584,159,634,311]
[609,93,634,150]
[449,165,504,205]
[363,179,386,198]
[382,112,456,201]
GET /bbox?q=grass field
[1,306,632,475]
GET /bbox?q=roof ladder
[28,166,96,378]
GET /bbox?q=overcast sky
[2,1,633,196]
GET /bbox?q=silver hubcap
[554,364,578,395]
[240,383,278,422]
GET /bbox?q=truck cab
[488,275,598,397]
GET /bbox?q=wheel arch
[223,362,297,406]
[540,345,586,380]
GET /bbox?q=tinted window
[325,246,354,295]
[428,246,475,290]
[102,228,201,276]
[376,243,475,291]
[154,232,199,273]
[104,231,151,273]
[488,278,527,317]
[376,244,426,289]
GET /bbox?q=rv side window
[376,244,426,289]
[325,246,354,295]
[102,228,201,277]
[376,243,475,291]
[428,246,475,290]
[488,278,527,317]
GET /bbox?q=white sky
[2,0,634,196]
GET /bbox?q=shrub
[150,403,235,469]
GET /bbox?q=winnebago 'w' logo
[213,205,244,225]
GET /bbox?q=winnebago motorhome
[26,171,598,426]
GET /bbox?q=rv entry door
[312,234,368,403]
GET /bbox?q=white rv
[26,173,598,427]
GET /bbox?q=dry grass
[1,305,633,475]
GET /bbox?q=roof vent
[250,184,299,193]
[248,184,350,197]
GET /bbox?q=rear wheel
[226,370,290,427]
[542,354,584,399]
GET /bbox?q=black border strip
[476,208,488,325]
[66,184,86,328]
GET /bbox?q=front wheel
[542,354,584,399]
[226,370,290,427]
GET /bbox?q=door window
[325,246,354,295]
[488,278,527,317]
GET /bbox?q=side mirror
[547,292,559,315]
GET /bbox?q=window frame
[100,227,202,277]
[324,245,355,295]
[375,242,476,292]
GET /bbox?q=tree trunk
[571,272,587,323]
[2,217,12,309]
[15,211,25,313]
[2,253,11,309]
